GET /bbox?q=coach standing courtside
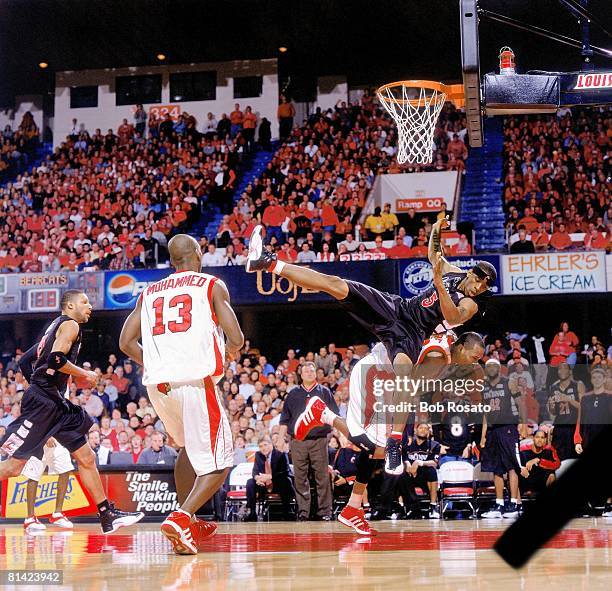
[278,361,339,521]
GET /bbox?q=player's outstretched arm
[50,320,97,386]
[119,297,144,366]
[212,280,244,354]
[428,215,460,274]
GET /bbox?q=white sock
[510,498,517,504]
[272,260,286,274]
[348,492,364,509]
[52,512,63,517]
[321,407,338,426]
[496,498,504,506]
[177,508,191,518]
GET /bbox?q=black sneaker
[429,505,441,520]
[246,225,277,272]
[404,508,422,520]
[99,503,144,534]
[502,502,519,519]
[369,509,388,521]
[384,437,403,475]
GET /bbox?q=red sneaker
[338,505,378,536]
[189,518,217,549]
[161,511,198,555]
[294,396,327,440]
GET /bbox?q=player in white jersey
[120,234,244,555]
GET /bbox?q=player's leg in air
[246,225,418,475]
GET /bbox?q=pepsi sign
[105,270,169,309]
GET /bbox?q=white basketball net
[377,84,446,165]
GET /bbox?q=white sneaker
[429,506,441,520]
[601,509,612,518]
[481,504,504,519]
[246,225,263,272]
[49,512,74,529]
[24,517,46,533]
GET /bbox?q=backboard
[459,0,612,145]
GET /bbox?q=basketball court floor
[0,519,609,590]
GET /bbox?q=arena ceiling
[0,0,610,106]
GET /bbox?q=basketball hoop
[377,80,459,165]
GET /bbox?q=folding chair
[473,461,496,515]
[438,461,476,518]
[224,462,253,521]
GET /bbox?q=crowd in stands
[0,94,470,274]
[1,320,609,519]
[0,104,253,273]
[504,108,611,253]
[211,94,470,264]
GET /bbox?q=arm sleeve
[18,344,38,381]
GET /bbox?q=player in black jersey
[519,430,560,495]
[547,363,584,460]
[574,367,611,454]
[246,216,496,475]
[480,358,523,519]
[0,290,144,534]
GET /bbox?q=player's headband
[472,264,496,285]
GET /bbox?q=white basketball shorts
[346,364,388,450]
[147,376,233,476]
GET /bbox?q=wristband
[48,351,68,371]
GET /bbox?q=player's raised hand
[432,252,445,282]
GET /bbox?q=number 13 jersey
[140,270,225,386]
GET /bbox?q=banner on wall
[398,255,502,298]
[1,474,95,519]
[502,252,607,295]
[0,272,105,314]
[0,468,179,518]
[371,171,461,214]
[104,261,398,309]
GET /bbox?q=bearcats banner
[502,252,607,295]
[398,255,502,298]
[0,272,105,314]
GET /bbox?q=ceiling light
[38,62,48,69]
[156,53,166,61]
[278,46,288,53]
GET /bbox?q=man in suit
[245,437,295,521]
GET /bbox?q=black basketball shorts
[0,385,94,461]
[481,425,521,476]
[338,280,423,363]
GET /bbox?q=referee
[279,361,339,521]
